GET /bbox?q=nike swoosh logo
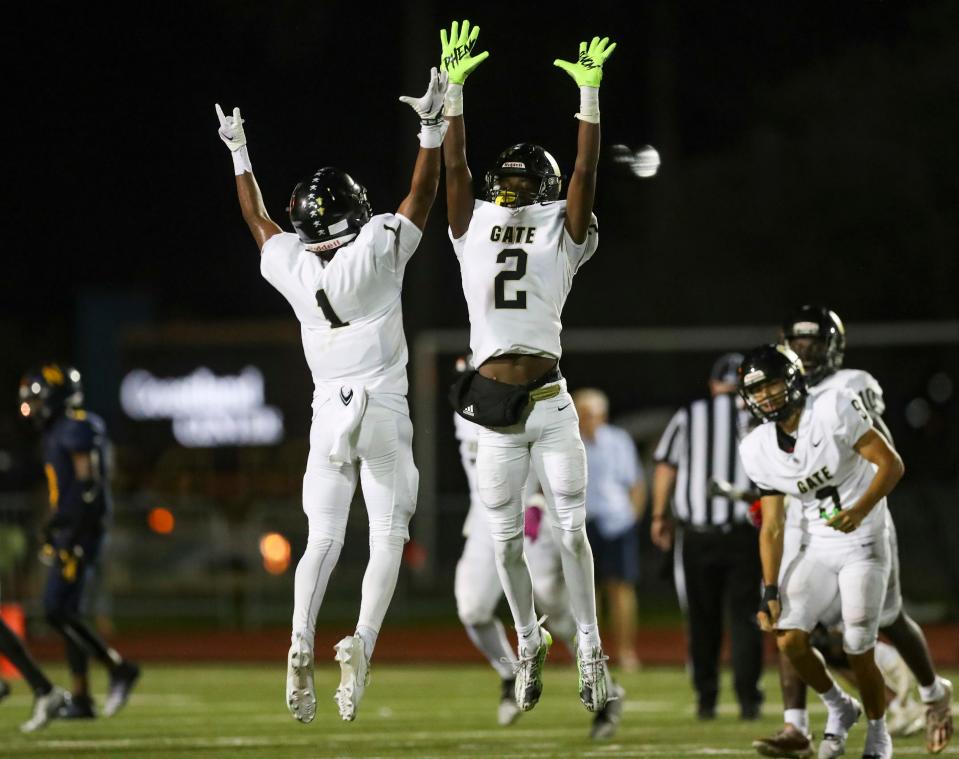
[558,403,571,411]
[812,438,823,447]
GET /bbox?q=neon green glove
[553,36,617,88]
[439,20,489,86]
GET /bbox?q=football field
[1,664,956,758]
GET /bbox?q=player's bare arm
[650,462,677,550]
[215,104,282,252]
[826,428,904,534]
[397,67,450,232]
[757,493,785,631]
[554,36,616,243]
[439,19,489,238]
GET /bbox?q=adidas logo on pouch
[463,404,475,417]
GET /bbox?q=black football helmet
[484,143,562,207]
[780,305,846,386]
[738,344,807,423]
[289,167,371,256]
[19,363,83,429]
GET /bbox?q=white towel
[327,384,368,464]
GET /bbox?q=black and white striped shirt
[653,392,754,527]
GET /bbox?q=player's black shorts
[43,549,101,616]
[586,521,640,583]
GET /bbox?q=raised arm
[825,429,904,534]
[395,67,450,231]
[215,104,282,252]
[439,20,489,238]
[554,36,616,243]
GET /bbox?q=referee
[650,353,764,721]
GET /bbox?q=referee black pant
[674,522,763,714]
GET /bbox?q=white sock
[919,676,946,703]
[553,526,602,650]
[355,625,378,660]
[355,535,405,657]
[464,620,516,679]
[291,538,344,641]
[516,620,542,656]
[820,683,849,711]
[492,534,539,640]
[577,623,601,654]
[784,708,809,734]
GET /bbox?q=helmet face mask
[288,167,372,257]
[484,143,562,208]
[781,305,846,386]
[738,345,807,424]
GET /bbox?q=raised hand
[399,67,450,122]
[440,19,489,85]
[553,36,617,88]
[215,103,247,152]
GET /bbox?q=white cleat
[818,696,862,759]
[286,637,316,723]
[20,686,66,733]
[577,646,610,713]
[497,678,521,726]
[924,677,954,754]
[887,694,925,737]
[861,720,893,759]
[334,634,370,722]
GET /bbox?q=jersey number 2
[494,248,527,309]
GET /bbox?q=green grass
[0,663,956,757]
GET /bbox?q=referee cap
[710,352,744,386]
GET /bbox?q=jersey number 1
[494,248,528,309]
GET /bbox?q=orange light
[259,532,291,575]
[148,507,175,534]
[19,402,30,418]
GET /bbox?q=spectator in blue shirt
[573,388,646,672]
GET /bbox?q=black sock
[0,619,52,696]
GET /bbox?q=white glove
[215,103,252,175]
[398,68,449,148]
[215,104,247,151]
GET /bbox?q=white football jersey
[739,387,886,545]
[450,199,598,366]
[260,213,421,411]
[810,368,885,417]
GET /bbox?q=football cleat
[514,623,552,712]
[497,678,521,726]
[577,646,609,713]
[103,661,140,717]
[924,678,954,754]
[286,637,316,723]
[334,634,370,722]
[20,686,66,733]
[860,718,893,759]
[58,692,96,719]
[818,696,862,759]
[886,694,924,737]
[752,724,814,758]
[590,682,625,740]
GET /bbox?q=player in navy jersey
[19,364,139,719]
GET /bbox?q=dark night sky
[4,0,958,360]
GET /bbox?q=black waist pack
[449,366,561,429]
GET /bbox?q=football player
[0,617,66,732]
[440,19,614,713]
[451,357,625,738]
[752,306,953,758]
[19,364,140,720]
[215,66,448,722]
[739,345,903,759]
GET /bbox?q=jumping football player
[19,364,140,720]
[739,345,902,759]
[452,357,625,738]
[440,19,615,712]
[752,306,953,758]
[216,66,448,722]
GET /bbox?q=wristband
[231,145,252,176]
[444,83,464,117]
[418,119,448,149]
[575,86,600,124]
[760,584,779,614]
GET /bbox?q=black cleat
[104,661,140,717]
[59,692,96,719]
